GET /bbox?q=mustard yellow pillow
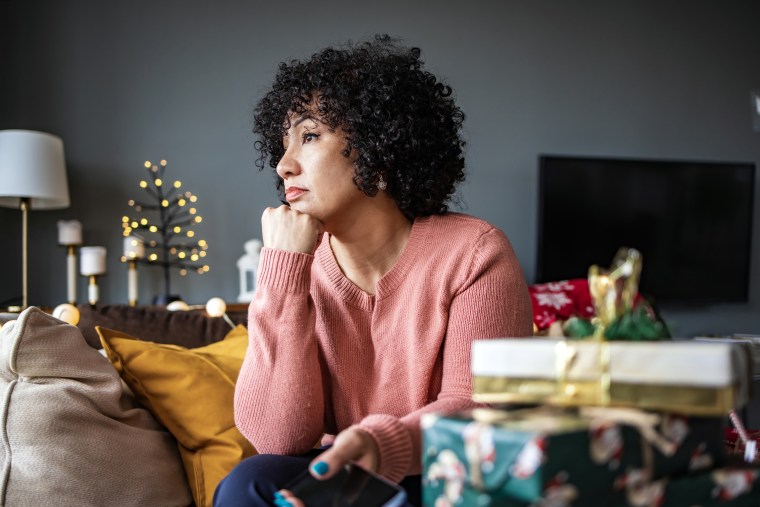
[98,324,256,507]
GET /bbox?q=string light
[121,158,210,300]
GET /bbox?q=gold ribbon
[472,375,736,416]
[554,340,611,406]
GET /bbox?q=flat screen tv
[536,155,756,305]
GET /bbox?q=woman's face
[276,113,364,225]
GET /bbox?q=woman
[215,35,533,507]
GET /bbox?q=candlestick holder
[122,235,144,307]
[127,260,138,307]
[87,275,100,306]
[65,245,78,304]
[58,220,83,305]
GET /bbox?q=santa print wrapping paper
[628,466,760,507]
[421,408,730,507]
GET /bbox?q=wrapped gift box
[472,338,751,417]
[613,466,760,507]
[421,407,727,507]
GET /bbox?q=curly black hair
[252,34,466,219]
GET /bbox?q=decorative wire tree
[120,159,209,304]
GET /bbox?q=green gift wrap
[421,407,727,507]
[611,466,760,507]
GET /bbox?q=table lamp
[0,130,69,310]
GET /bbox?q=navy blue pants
[213,450,421,506]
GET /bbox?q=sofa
[0,304,251,507]
[0,280,662,506]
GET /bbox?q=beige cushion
[0,307,193,507]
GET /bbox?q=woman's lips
[285,187,307,201]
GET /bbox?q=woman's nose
[276,148,301,179]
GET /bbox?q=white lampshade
[0,130,69,209]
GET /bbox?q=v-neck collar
[316,216,431,311]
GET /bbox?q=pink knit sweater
[234,213,533,482]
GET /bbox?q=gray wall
[2,1,759,337]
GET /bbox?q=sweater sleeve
[358,228,533,481]
[233,247,326,455]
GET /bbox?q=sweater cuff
[257,247,313,293]
[356,414,412,483]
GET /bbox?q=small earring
[377,175,387,191]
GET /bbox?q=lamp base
[152,294,182,306]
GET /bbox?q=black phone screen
[284,464,405,507]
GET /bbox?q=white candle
[58,220,83,245]
[80,246,107,276]
[123,235,145,259]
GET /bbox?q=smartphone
[284,463,407,507]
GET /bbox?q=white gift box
[471,338,751,416]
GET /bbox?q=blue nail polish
[312,461,329,476]
[273,491,284,500]
[274,498,292,507]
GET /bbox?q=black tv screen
[536,155,755,305]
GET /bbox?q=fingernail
[274,498,292,507]
[312,461,329,476]
[273,491,284,500]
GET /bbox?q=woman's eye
[302,132,319,143]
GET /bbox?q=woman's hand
[274,428,380,505]
[262,205,324,254]
[309,427,380,479]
